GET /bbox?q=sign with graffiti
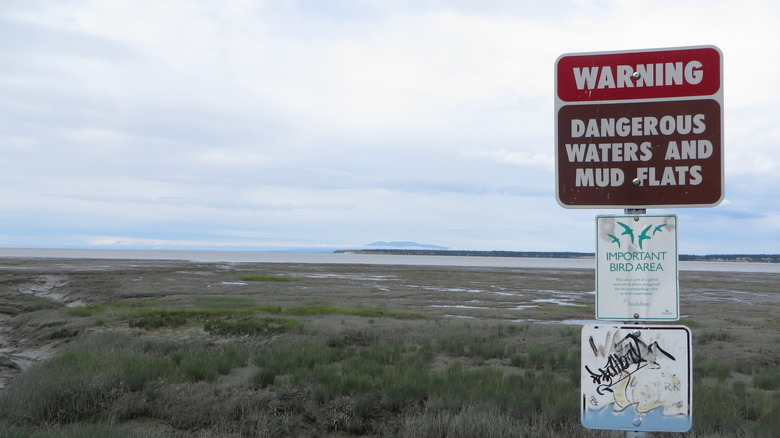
[581,324,692,432]
[596,214,678,320]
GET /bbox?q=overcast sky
[2,0,780,254]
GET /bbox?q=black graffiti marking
[585,333,676,395]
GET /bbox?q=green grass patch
[755,367,780,390]
[66,299,166,317]
[694,381,780,437]
[1,319,777,436]
[695,360,732,382]
[697,330,736,345]
[677,317,700,328]
[0,332,252,425]
[4,293,63,313]
[125,303,414,333]
[69,297,415,333]
[251,331,578,419]
[286,304,418,318]
[192,295,254,309]
[129,309,194,329]
[204,316,300,336]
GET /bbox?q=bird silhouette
[608,234,621,247]
[653,224,666,235]
[617,222,634,244]
[638,225,653,250]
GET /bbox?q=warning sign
[555,46,723,208]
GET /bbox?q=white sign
[596,214,678,321]
[581,324,692,433]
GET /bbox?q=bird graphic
[653,224,666,235]
[608,234,621,247]
[638,225,653,250]
[617,222,634,244]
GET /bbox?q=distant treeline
[334,249,593,258]
[678,254,780,263]
[334,249,780,263]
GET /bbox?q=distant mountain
[336,249,592,258]
[365,241,449,250]
[335,249,780,263]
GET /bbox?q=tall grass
[1,319,777,437]
[0,332,251,426]
[249,327,579,428]
[697,330,736,344]
[70,299,417,333]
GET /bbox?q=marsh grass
[2,318,778,437]
[754,366,780,390]
[697,329,736,344]
[0,422,157,438]
[192,295,254,309]
[2,262,778,438]
[203,316,300,336]
[249,325,579,426]
[286,304,418,318]
[66,300,165,317]
[72,298,417,334]
[1,293,62,314]
[0,332,252,427]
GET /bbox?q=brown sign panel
[556,99,722,207]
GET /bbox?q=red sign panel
[557,46,721,102]
[555,46,723,208]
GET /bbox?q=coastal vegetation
[0,260,777,436]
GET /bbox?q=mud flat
[1,257,778,386]
[0,257,778,436]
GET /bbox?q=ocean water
[1,248,780,273]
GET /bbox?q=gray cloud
[1,1,780,253]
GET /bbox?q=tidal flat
[0,257,777,437]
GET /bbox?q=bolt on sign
[555,46,723,208]
[596,214,678,321]
[581,324,692,433]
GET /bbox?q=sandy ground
[1,257,778,390]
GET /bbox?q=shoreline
[2,249,780,273]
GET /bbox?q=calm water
[1,248,780,273]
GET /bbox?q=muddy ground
[1,257,778,390]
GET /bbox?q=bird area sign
[555,45,723,208]
[581,324,692,433]
[595,214,678,321]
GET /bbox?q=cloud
[462,149,554,169]
[1,1,780,253]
